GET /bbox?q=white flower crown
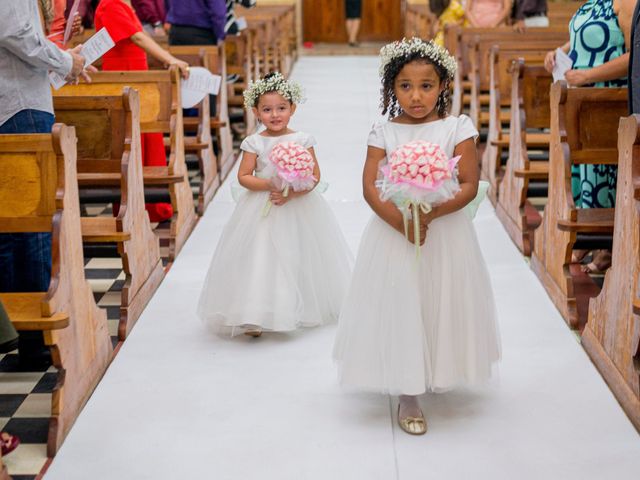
[379,37,457,80]
[243,72,305,110]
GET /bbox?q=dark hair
[380,52,451,119]
[429,0,451,18]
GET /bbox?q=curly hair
[380,52,452,120]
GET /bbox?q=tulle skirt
[333,209,501,395]
[197,189,352,335]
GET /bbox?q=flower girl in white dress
[333,39,501,435]
[198,73,352,337]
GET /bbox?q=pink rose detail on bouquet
[262,141,317,216]
[382,140,459,192]
[378,140,461,256]
[269,141,317,192]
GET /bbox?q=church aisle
[45,57,640,479]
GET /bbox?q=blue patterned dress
[569,0,627,208]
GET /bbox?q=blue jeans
[0,109,54,292]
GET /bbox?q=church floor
[5,56,640,479]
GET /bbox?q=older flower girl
[334,39,501,435]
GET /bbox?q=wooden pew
[168,45,235,184]
[531,82,628,329]
[54,68,199,261]
[0,124,113,455]
[446,25,566,118]
[581,114,640,432]
[405,4,436,39]
[237,5,296,77]
[481,46,552,204]
[466,29,567,128]
[496,61,553,255]
[53,89,165,340]
[226,29,257,134]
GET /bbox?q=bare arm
[565,52,629,86]
[130,31,189,77]
[237,151,272,191]
[495,0,514,26]
[363,146,405,233]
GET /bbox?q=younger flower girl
[197,72,352,337]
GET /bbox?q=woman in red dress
[95,0,190,222]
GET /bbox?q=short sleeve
[97,2,143,44]
[300,132,317,149]
[454,115,479,145]
[240,134,260,154]
[367,122,386,150]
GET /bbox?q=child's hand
[407,216,428,246]
[406,208,437,246]
[270,189,291,206]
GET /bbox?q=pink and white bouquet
[263,142,317,216]
[378,140,460,256]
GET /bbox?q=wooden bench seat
[531,82,628,329]
[0,124,113,456]
[513,161,549,179]
[557,208,615,233]
[0,293,70,331]
[492,133,550,148]
[80,217,132,243]
[53,89,165,340]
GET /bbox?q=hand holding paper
[50,28,115,89]
[181,67,222,108]
[552,48,573,83]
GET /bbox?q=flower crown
[243,72,304,110]
[379,37,457,80]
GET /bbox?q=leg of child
[398,395,427,435]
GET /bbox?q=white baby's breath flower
[243,72,305,110]
[379,37,457,79]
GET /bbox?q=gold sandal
[244,328,263,338]
[397,405,427,435]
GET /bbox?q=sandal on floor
[571,249,589,263]
[397,405,427,436]
[581,250,612,274]
[1,432,20,456]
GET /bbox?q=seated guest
[131,0,166,36]
[512,0,549,32]
[430,0,468,46]
[465,0,513,28]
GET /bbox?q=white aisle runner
[46,57,640,479]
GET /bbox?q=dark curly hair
[380,52,451,119]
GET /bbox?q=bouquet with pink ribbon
[378,140,461,257]
[263,142,317,216]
